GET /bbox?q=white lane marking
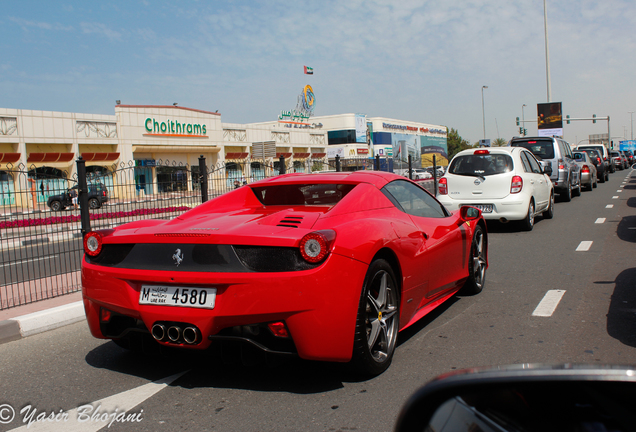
[617,190,623,192]
[7,371,188,431]
[576,241,593,251]
[606,204,614,208]
[532,290,566,317]
[612,196,619,199]
[595,218,606,224]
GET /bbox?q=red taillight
[511,176,523,194]
[475,149,490,155]
[84,231,103,257]
[299,230,335,263]
[528,141,537,144]
[267,321,290,338]
[582,165,590,173]
[438,177,448,195]
[596,157,601,164]
[558,158,565,170]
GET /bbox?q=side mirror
[632,163,636,170]
[395,365,636,432]
[540,161,552,176]
[459,205,480,221]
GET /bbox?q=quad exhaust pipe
[151,323,200,345]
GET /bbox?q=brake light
[528,141,537,144]
[581,165,590,173]
[299,230,335,263]
[558,158,565,170]
[474,149,490,155]
[83,231,103,257]
[511,176,523,194]
[438,177,448,195]
[596,157,601,164]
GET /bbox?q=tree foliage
[447,128,472,159]
[492,138,507,147]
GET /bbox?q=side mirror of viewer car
[459,206,481,221]
[394,365,636,432]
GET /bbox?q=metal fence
[2,154,403,310]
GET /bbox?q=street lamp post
[544,0,552,102]
[629,111,634,140]
[481,86,488,140]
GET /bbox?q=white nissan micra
[437,147,554,231]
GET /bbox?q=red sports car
[82,171,488,375]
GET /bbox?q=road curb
[0,301,85,344]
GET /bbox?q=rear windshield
[582,149,599,158]
[448,154,514,176]
[510,139,555,160]
[251,183,356,206]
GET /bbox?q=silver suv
[509,136,581,202]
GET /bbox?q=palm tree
[492,138,507,147]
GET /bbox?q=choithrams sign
[144,117,208,138]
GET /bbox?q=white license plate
[464,204,493,213]
[139,285,217,309]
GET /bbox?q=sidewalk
[0,291,85,344]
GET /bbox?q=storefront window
[328,129,357,145]
[157,166,188,192]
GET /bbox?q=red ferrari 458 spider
[82,171,488,375]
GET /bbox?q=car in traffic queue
[622,149,635,166]
[509,136,580,202]
[437,147,554,231]
[580,149,606,183]
[610,151,625,170]
[572,151,597,191]
[81,171,488,376]
[576,144,612,177]
[47,183,109,211]
[619,151,630,169]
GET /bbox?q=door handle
[421,232,429,240]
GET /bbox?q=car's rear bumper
[438,194,531,221]
[82,252,367,362]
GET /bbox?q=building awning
[225,152,249,159]
[311,153,326,158]
[81,152,120,162]
[276,152,292,158]
[27,153,74,163]
[293,153,311,158]
[0,153,21,163]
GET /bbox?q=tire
[351,259,400,376]
[521,199,535,231]
[573,182,581,197]
[560,183,572,202]
[461,225,487,295]
[50,200,62,212]
[605,170,610,181]
[88,198,100,209]
[542,193,554,219]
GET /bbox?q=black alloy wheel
[461,224,487,295]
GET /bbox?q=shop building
[0,105,329,208]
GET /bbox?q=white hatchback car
[437,147,554,231]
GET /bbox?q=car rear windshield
[510,139,555,160]
[251,183,356,206]
[448,154,514,176]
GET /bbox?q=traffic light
[592,114,596,124]
[566,115,570,124]
[523,128,527,135]
[516,117,520,126]
[519,127,523,135]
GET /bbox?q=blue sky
[1,0,635,145]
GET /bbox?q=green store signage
[144,118,207,136]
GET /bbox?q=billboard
[355,114,367,143]
[538,102,563,137]
[420,135,448,167]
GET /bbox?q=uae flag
[304,66,313,75]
